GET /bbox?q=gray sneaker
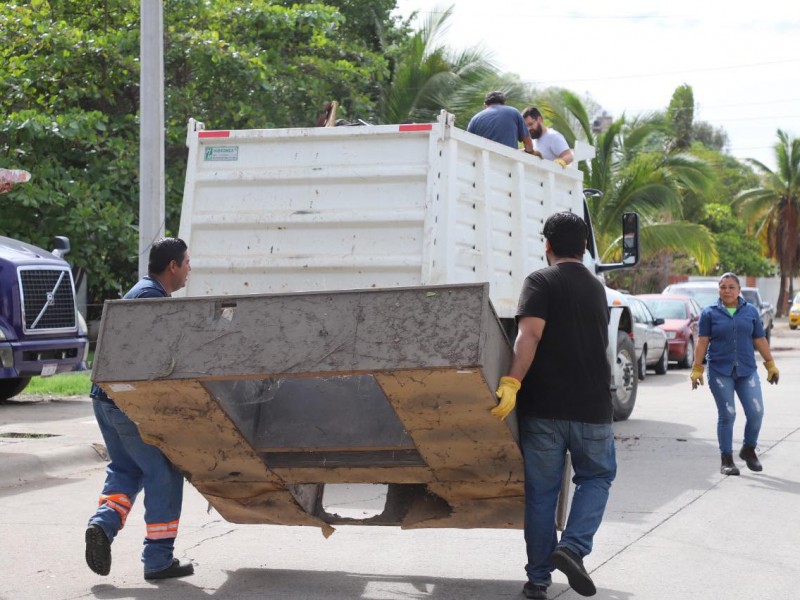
[549,546,596,596]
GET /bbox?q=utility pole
[139,0,165,277]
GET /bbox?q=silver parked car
[626,295,669,380]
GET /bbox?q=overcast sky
[393,1,800,170]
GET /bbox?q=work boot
[720,453,740,476]
[739,445,763,472]
[144,558,195,580]
[523,581,548,599]
[549,546,596,596]
[85,524,111,576]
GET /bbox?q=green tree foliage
[735,129,800,314]
[1,0,395,303]
[683,143,759,223]
[700,203,774,276]
[692,121,729,152]
[378,5,499,126]
[666,84,694,152]
[1,2,141,299]
[538,89,718,282]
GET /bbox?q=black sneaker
[144,558,195,580]
[522,581,548,599]
[549,546,596,596]
[85,524,111,576]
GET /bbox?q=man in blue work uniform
[467,91,535,154]
[85,237,194,580]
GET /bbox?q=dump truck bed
[178,111,586,318]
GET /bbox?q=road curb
[0,442,107,489]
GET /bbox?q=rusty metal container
[92,283,522,536]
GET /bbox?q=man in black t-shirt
[492,212,614,599]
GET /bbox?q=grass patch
[24,370,92,397]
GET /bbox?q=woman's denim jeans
[519,417,616,587]
[707,368,764,454]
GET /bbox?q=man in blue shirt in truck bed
[467,91,535,154]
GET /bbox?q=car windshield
[643,299,687,320]
[668,287,718,307]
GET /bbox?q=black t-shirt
[515,261,612,423]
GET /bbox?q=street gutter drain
[0,432,59,439]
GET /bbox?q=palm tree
[734,129,800,315]
[538,90,718,279]
[379,5,498,124]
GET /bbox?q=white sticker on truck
[203,146,239,161]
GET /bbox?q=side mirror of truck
[52,236,71,259]
[597,212,640,272]
[621,212,639,265]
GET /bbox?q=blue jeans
[519,418,616,587]
[88,397,185,573]
[707,368,764,454]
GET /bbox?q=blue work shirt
[698,296,765,377]
[90,277,169,402]
[466,104,529,149]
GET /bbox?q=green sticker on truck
[204,146,239,161]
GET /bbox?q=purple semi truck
[0,169,89,401]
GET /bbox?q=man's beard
[529,124,543,139]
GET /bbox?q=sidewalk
[0,394,106,489]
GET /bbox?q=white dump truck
[93,111,640,533]
[177,110,640,420]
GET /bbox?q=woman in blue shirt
[689,273,779,475]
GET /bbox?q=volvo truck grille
[18,267,77,334]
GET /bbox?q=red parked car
[636,294,702,368]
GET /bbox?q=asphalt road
[1,320,799,599]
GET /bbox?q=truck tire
[0,377,32,402]
[612,332,637,421]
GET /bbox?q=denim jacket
[90,277,169,402]
[698,297,765,377]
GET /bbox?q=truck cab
[0,235,89,401]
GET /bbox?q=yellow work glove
[492,376,521,420]
[554,158,568,169]
[764,360,779,385]
[690,364,704,390]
